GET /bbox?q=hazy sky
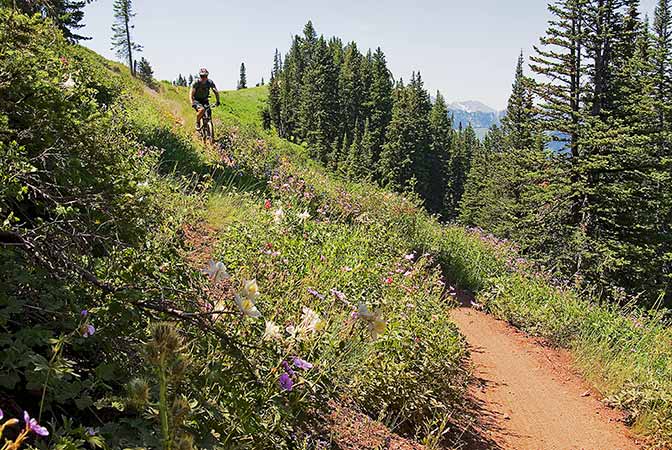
[81,0,659,110]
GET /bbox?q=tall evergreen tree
[238,62,247,89]
[111,0,142,76]
[298,36,339,162]
[366,48,394,170]
[429,91,452,215]
[501,51,536,150]
[137,57,154,86]
[13,0,93,41]
[338,42,365,152]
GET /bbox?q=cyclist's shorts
[192,100,209,111]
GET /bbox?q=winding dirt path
[451,302,642,450]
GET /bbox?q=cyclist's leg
[193,101,205,129]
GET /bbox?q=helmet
[199,68,209,76]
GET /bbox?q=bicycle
[198,104,216,144]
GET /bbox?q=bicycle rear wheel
[205,119,214,145]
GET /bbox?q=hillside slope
[2,11,672,449]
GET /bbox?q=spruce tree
[13,0,92,41]
[429,91,453,216]
[338,42,364,151]
[137,57,155,87]
[188,74,194,85]
[298,36,339,162]
[367,48,394,168]
[501,51,536,150]
[238,62,247,89]
[111,0,142,76]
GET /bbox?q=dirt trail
[451,302,642,450]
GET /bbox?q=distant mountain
[448,101,506,134]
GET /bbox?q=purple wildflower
[404,252,415,261]
[292,357,313,370]
[279,373,293,391]
[330,289,346,302]
[86,427,96,436]
[0,408,3,420]
[80,309,88,317]
[82,324,95,338]
[281,360,295,377]
[307,288,325,300]
[23,411,49,436]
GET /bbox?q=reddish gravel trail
[451,303,642,450]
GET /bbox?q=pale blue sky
[81,0,658,110]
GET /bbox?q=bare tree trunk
[124,14,133,76]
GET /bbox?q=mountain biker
[189,68,220,130]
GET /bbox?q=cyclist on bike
[190,68,221,130]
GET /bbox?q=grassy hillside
[2,10,672,449]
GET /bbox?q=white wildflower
[241,279,260,300]
[298,210,310,222]
[273,207,284,224]
[234,294,262,319]
[204,261,230,283]
[262,321,282,341]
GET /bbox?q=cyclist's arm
[212,85,221,105]
[189,86,195,105]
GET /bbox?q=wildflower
[0,408,2,420]
[357,303,376,321]
[293,357,313,370]
[342,266,352,272]
[61,75,76,89]
[80,309,88,317]
[281,360,295,377]
[383,277,393,285]
[368,315,387,340]
[279,373,293,391]
[300,307,325,333]
[86,427,96,436]
[298,210,310,222]
[204,261,230,283]
[234,294,262,319]
[404,252,416,261]
[242,279,260,300]
[263,321,282,341]
[307,288,325,300]
[82,324,95,338]
[23,411,49,436]
[264,199,272,210]
[273,207,284,224]
[330,289,346,302]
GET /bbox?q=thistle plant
[133,322,193,450]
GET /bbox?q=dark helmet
[199,68,209,76]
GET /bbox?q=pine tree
[188,74,194,85]
[13,0,92,42]
[429,91,453,216]
[298,36,339,162]
[338,42,364,150]
[501,51,536,150]
[137,57,155,87]
[366,48,394,169]
[379,73,433,201]
[111,0,142,76]
[238,62,247,89]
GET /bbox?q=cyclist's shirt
[192,79,216,103]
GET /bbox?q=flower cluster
[278,357,313,392]
[356,303,387,340]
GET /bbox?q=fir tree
[188,74,194,85]
[238,62,247,89]
[366,48,394,169]
[111,0,142,76]
[501,51,536,150]
[429,91,453,216]
[137,57,155,87]
[338,42,364,151]
[13,0,92,41]
[298,36,339,162]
